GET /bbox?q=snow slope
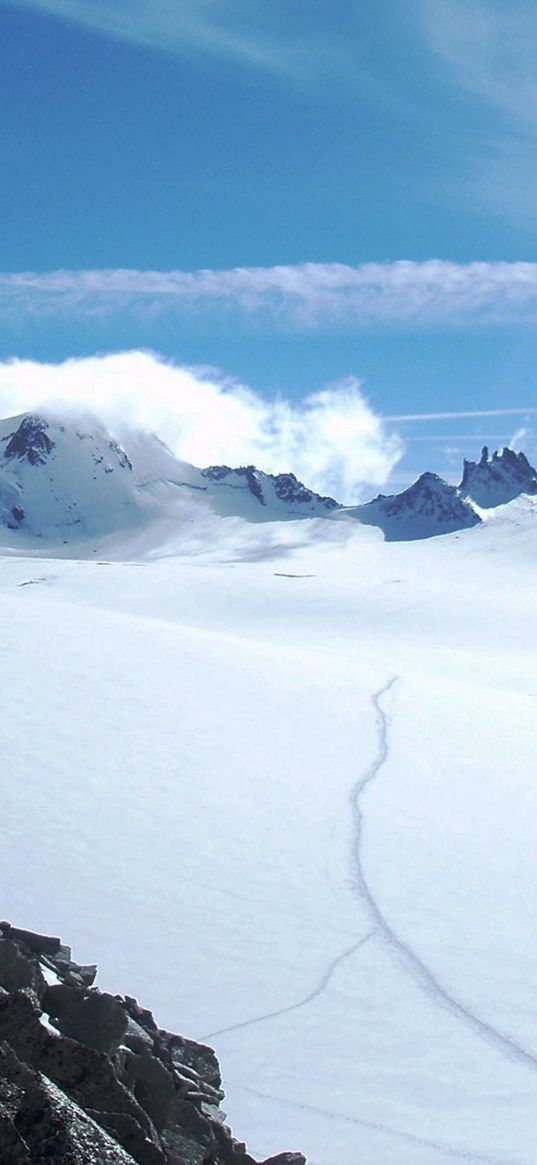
[2,444,537,1163]
[127,425,339,522]
[0,413,143,537]
[343,471,482,540]
[0,412,340,549]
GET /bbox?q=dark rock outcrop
[201,465,337,514]
[271,472,338,511]
[0,922,305,1165]
[460,445,537,508]
[3,417,55,466]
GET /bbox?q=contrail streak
[386,408,537,422]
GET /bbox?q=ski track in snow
[200,929,376,1042]
[231,1081,516,1165]
[17,575,55,587]
[207,678,537,1073]
[225,677,537,1165]
[353,678,537,1074]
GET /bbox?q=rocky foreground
[0,922,305,1165]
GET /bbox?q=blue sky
[2,0,537,492]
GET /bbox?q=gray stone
[0,940,45,999]
[87,1109,165,1165]
[52,958,97,988]
[165,1033,221,1090]
[0,923,61,956]
[160,1125,209,1165]
[0,1040,137,1164]
[0,990,159,1155]
[173,1063,224,1104]
[124,997,158,1034]
[14,1078,140,1164]
[44,983,128,1053]
[120,1050,174,1131]
[124,1016,155,1055]
[0,1113,31,1162]
[261,1156,307,1165]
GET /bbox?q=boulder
[44,982,128,1053]
[119,1049,175,1131]
[0,940,45,999]
[0,923,61,956]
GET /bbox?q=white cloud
[6,261,537,329]
[0,351,402,502]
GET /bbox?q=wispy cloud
[406,434,514,442]
[5,262,537,330]
[422,0,537,124]
[6,0,350,80]
[386,407,537,421]
[419,1,537,217]
[0,353,402,501]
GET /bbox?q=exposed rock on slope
[200,466,338,517]
[0,414,141,538]
[460,446,537,508]
[1,409,535,547]
[3,416,56,466]
[0,922,305,1165]
[0,412,340,541]
[342,472,482,541]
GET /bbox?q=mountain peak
[346,471,481,541]
[0,412,139,540]
[460,446,537,508]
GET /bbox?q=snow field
[2,508,537,1164]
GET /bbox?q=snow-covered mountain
[342,471,482,540]
[0,413,141,538]
[2,410,537,549]
[460,444,537,508]
[0,412,339,543]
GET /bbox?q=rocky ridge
[1,410,537,545]
[344,471,482,541]
[459,445,537,508]
[0,922,305,1165]
[200,465,338,515]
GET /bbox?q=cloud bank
[5,262,537,329]
[0,351,402,502]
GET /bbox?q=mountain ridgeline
[0,412,535,544]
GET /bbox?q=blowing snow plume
[0,352,402,503]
